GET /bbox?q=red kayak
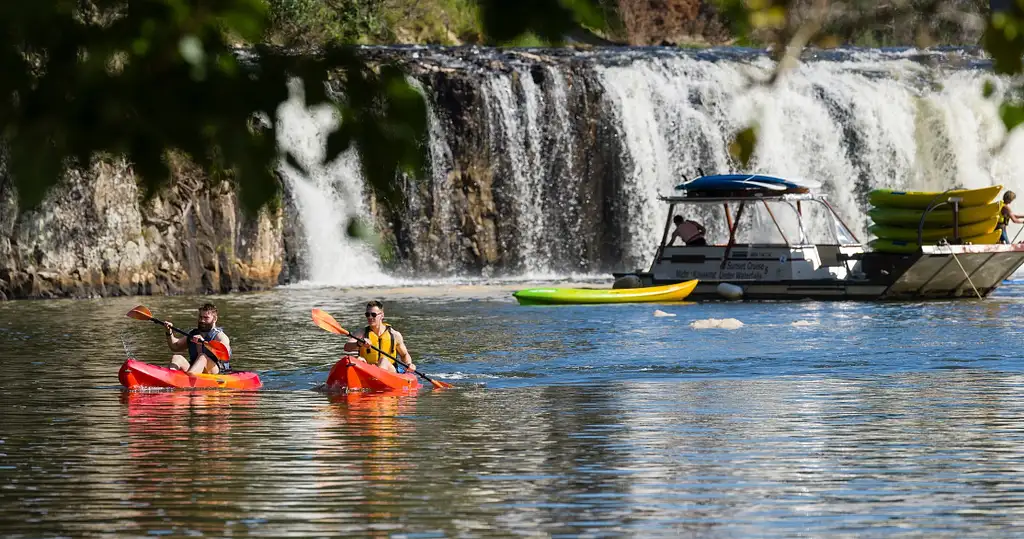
[118,359,263,390]
[326,356,421,392]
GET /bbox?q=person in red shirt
[668,215,708,246]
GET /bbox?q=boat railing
[657,192,861,247]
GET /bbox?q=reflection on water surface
[1,284,1024,535]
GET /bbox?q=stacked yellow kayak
[866,185,1003,253]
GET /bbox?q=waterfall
[281,48,1024,284]
[275,81,395,287]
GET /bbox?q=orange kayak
[326,356,421,392]
[118,359,263,390]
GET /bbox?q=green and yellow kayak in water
[513,280,698,305]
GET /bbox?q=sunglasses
[365,312,382,318]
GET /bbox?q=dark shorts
[687,237,708,246]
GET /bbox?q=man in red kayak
[164,303,232,374]
[343,300,416,374]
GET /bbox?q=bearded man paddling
[164,303,233,374]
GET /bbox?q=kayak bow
[326,356,422,392]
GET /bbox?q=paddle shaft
[348,332,441,386]
[148,317,226,361]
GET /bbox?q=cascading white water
[484,71,552,273]
[597,52,1024,265]
[275,81,395,286]
[403,78,459,273]
[280,49,1024,282]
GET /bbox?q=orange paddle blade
[126,305,153,321]
[428,377,454,390]
[203,340,230,362]
[311,308,350,336]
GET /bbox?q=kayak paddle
[126,305,230,362]
[311,308,453,389]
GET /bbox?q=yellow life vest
[998,202,1010,227]
[360,323,396,364]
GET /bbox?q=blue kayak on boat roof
[675,174,821,195]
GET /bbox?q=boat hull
[614,244,1024,301]
[513,280,697,305]
[118,359,263,390]
[326,357,421,392]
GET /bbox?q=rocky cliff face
[0,155,285,300]
[374,49,645,278]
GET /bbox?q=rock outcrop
[0,155,285,300]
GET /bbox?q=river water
[3,281,1024,536]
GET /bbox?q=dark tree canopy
[0,0,604,216]
[1,0,1021,213]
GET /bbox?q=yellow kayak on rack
[513,280,698,305]
[869,229,1002,254]
[867,201,1001,227]
[868,216,999,242]
[868,185,1002,209]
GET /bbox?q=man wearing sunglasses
[342,300,417,374]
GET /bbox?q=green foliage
[0,1,426,217]
[265,0,392,45]
[1000,101,1024,132]
[728,125,758,168]
[986,3,1024,74]
[476,0,606,45]
[382,0,482,44]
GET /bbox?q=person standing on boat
[668,215,708,246]
[164,303,232,374]
[998,191,1024,243]
[344,300,417,374]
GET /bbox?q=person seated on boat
[668,215,708,246]
[998,191,1024,243]
[343,300,417,374]
[164,303,232,375]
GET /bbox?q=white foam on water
[690,318,745,330]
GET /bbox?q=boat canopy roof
[658,192,823,204]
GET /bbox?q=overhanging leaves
[729,125,759,169]
[0,1,428,217]
[476,0,607,45]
